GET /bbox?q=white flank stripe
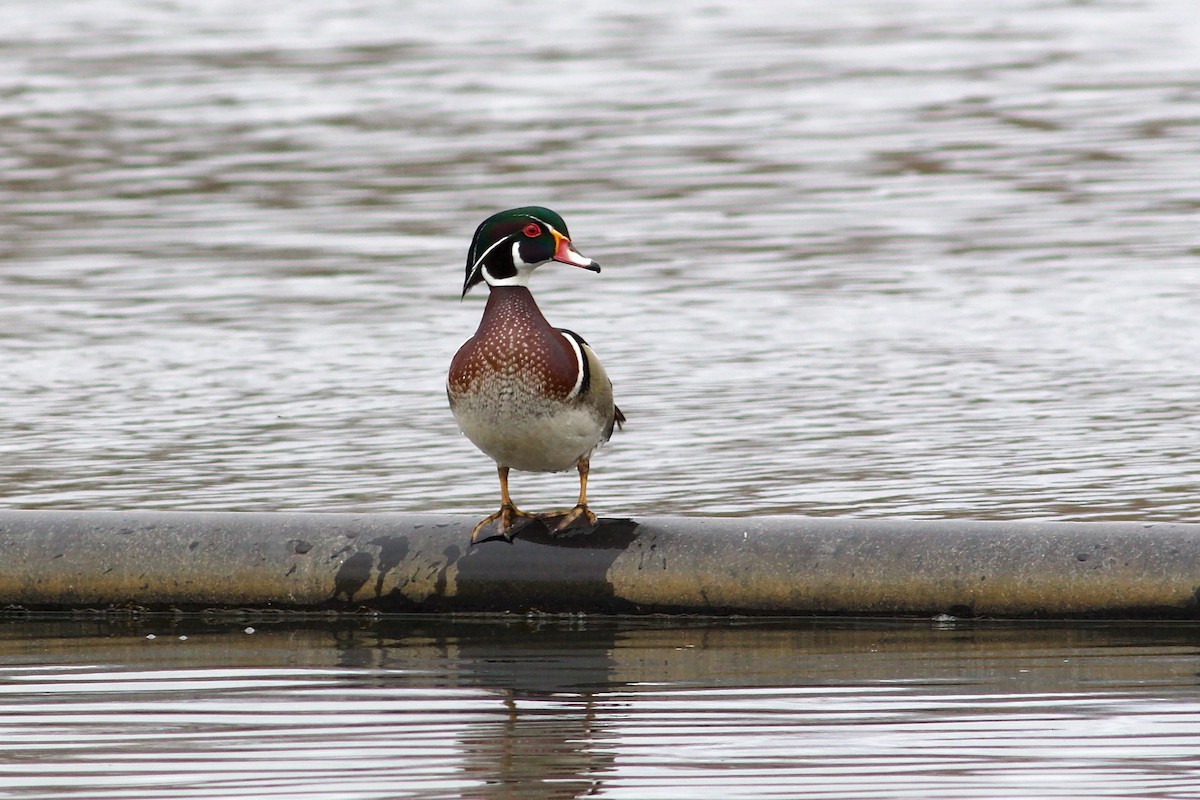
[560,331,586,399]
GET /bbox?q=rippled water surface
[5,5,1200,797]
[2,1,1199,518]
[4,617,1200,799]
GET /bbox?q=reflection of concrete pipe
[2,510,1198,618]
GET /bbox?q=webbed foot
[469,503,537,544]
[542,504,599,534]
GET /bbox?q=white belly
[452,397,605,472]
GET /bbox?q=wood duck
[447,207,624,543]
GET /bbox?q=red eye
[523,223,541,238]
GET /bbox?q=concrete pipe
[0,510,1198,618]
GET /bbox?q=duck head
[462,206,599,297]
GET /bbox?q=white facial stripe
[468,232,519,281]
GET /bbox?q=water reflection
[335,621,620,798]
[325,622,617,793]
[4,617,1200,798]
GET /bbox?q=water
[2,617,1200,799]
[0,0,1197,521]
[2,5,1199,795]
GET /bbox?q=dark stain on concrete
[368,536,410,597]
[332,551,374,602]
[435,545,462,596]
[372,586,426,611]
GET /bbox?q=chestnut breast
[448,286,580,401]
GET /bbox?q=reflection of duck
[334,620,622,799]
[448,207,624,543]
[451,622,620,799]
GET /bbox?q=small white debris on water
[178,635,188,641]
[145,634,156,640]
[244,627,256,634]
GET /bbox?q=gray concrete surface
[1,510,1197,617]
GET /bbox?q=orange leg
[545,457,599,533]
[470,466,536,543]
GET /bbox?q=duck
[447,207,624,543]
